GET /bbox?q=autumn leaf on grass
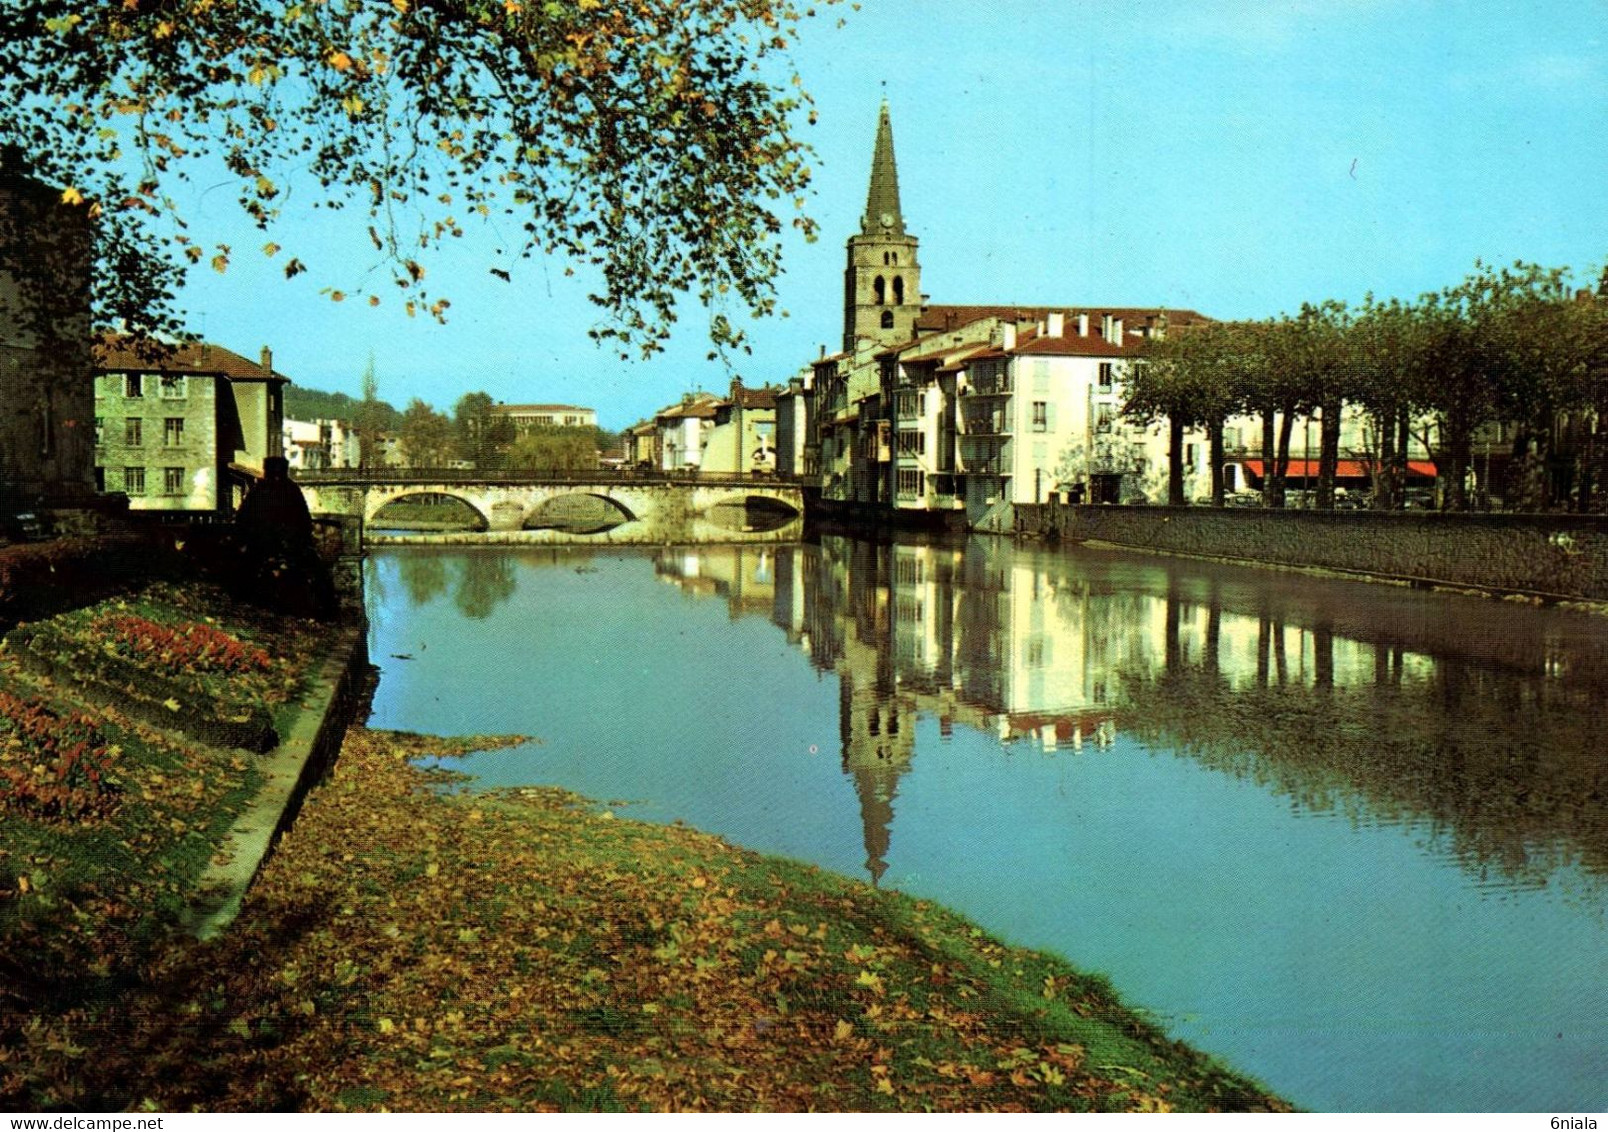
[855,969,885,995]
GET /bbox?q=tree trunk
[1168,413,1186,506]
[1261,411,1277,507]
[1316,400,1341,509]
[1374,408,1397,511]
[1209,415,1226,507]
[1578,411,1601,513]
[1442,416,1471,511]
[1273,406,1296,507]
[1509,413,1554,512]
[1395,409,1411,509]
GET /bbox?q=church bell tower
[843,102,922,354]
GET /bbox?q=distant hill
[284,384,404,430]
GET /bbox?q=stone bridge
[293,469,806,545]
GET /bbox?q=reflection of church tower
[843,102,923,353]
[838,645,916,886]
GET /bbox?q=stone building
[93,335,286,514]
[0,162,96,506]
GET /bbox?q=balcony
[959,413,1010,436]
[962,380,1011,397]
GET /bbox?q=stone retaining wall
[1015,504,1608,602]
[182,623,370,939]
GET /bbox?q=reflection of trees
[397,553,450,608]
[1121,625,1608,891]
[454,552,518,620]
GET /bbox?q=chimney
[1100,313,1112,341]
[260,345,273,374]
[1112,317,1124,343]
[1047,311,1065,338]
[1002,323,1017,350]
[1077,312,1089,337]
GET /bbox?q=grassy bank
[6,724,1288,1112]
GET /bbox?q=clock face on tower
[879,212,894,229]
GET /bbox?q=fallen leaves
[3,723,1289,1114]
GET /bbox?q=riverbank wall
[182,621,370,938]
[1015,504,1608,603]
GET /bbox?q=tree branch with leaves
[0,0,837,355]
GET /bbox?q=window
[94,417,104,446]
[159,374,186,398]
[163,467,185,495]
[93,467,105,492]
[124,418,143,446]
[1097,362,1114,389]
[897,468,924,497]
[124,373,143,398]
[892,276,904,305]
[872,275,885,305]
[124,466,145,496]
[1096,404,1114,433]
[880,310,894,329]
[1032,402,1048,432]
[164,417,184,445]
[1032,359,1050,391]
[897,430,925,456]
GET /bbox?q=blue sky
[172,0,1608,430]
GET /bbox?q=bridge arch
[523,491,637,534]
[365,487,491,531]
[703,490,803,534]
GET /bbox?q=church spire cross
[861,101,904,236]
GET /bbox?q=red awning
[1238,459,1436,479]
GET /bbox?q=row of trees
[1127,262,1608,512]
[391,391,614,471]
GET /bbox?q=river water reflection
[363,537,1608,1113]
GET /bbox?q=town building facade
[0,164,96,505]
[93,336,286,514]
[701,380,780,475]
[801,103,1212,530]
[488,403,597,432]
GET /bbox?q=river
[361,535,1608,1113]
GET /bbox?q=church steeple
[844,102,921,353]
[861,102,905,237]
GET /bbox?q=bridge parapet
[294,467,799,489]
[294,469,805,547]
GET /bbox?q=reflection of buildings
[654,546,777,620]
[651,536,1608,887]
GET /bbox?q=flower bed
[0,666,264,1006]
[2,584,327,754]
[0,688,121,822]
